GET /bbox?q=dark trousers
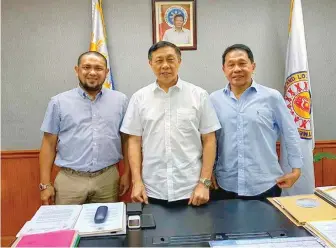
[210,184,282,201]
[148,197,189,207]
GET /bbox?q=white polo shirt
[121,78,221,201]
[162,28,191,45]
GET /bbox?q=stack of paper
[73,203,126,237]
[268,194,336,226]
[16,202,126,237]
[305,220,336,247]
[315,186,336,207]
[12,230,79,247]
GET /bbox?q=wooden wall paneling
[321,147,336,186]
[1,151,41,247]
[1,237,16,247]
[313,148,324,187]
[1,152,41,237]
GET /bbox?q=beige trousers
[54,165,119,205]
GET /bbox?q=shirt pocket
[176,108,197,132]
[256,108,274,130]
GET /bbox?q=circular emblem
[293,91,311,119]
[284,71,312,139]
[164,6,188,27]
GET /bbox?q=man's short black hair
[222,44,254,65]
[173,14,184,21]
[148,41,181,60]
[78,51,107,67]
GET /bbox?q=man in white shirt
[162,14,191,45]
[121,41,221,206]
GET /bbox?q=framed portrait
[152,0,197,50]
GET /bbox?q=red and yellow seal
[284,71,312,139]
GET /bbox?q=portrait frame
[152,0,197,50]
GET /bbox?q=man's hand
[276,168,301,188]
[40,186,55,205]
[131,181,148,204]
[211,173,218,190]
[188,183,210,206]
[119,172,131,196]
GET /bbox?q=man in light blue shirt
[39,51,130,205]
[210,44,303,200]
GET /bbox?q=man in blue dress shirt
[39,51,130,205]
[210,44,303,200]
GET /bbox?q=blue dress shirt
[41,87,128,172]
[210,81,303,196]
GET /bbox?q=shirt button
[239,140,242,144]
[93,143,96,146]
[239,155,242,158]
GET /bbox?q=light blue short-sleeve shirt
[41,87,128,172]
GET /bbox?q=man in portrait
[162,14,191,45]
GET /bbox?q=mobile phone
[126,203,143,215]
[128,215,141,229]
[94,206,108,224]
[141,214,156,229]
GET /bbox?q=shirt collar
[152,77,183,91]
[250,80,258,91]
[223,79,258,95]
[77,85,104,99]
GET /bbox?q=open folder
[304,220,336,247]
[16,202,126,237]
[268,194,336,226]
[315,186,336,207]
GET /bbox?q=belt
[61,164,115,177]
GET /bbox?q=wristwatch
[199,178,211,188]
[39,183,52,191]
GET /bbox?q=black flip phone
[141,214,156,229]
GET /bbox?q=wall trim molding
[314,140,336,148]
[1,150,40,159]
